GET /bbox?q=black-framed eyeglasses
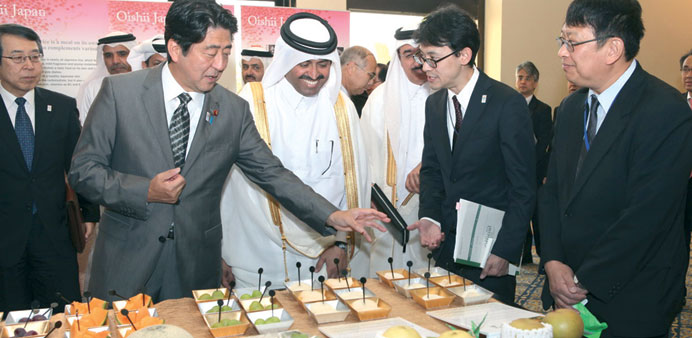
[556,36,612,53]
[1,54,43,64]
[413,50,458,69]
[682,67,692,74]
[354,63,376,80]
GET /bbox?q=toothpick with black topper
[333,258,340,282]
[463,276,467,291]
[269,290,276,317]
[447,269,452,285]
[309,266,315,290]
[40,302,57,319]
[296,262,302,285]
[121,309,137,330]
[216,299,223,324]
[45,320,62,337]
[424,272,431,299]
[388,257,395,283]
[108,289,128,300]
[257,267,264,291]
[24,300,39,329]
[342,270,350,291]
[226,281,235,307]
[75,309,81,331]
[83,291,92,314]
[318,276,325,303]
[407,261,413,286]
[140,288,146,307]
[258,281,272,303]
[359,277,367,304]
[427,253,433,272]
[55,291,71,304]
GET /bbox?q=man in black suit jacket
[407,5,535,305]
[0,24,99,314]
[541,1,692,337]
[515,61,553,262]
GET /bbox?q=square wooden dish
[410,286,456,309]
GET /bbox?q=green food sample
[255,318,266,325]
[240,294,252,300]
[264,303,278,310]
[221,305,232,311]
[265,316,280,324]
[251,290,263,298]
[206,305,220,314]
[198,293,212,300]
[249,301,264,311]
[211,290,225,299]
[211,318,243,328]
[291,333,309,338]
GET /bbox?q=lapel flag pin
[47,105,52,112]
[481,95,487,103]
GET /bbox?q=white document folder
[453,199,520,276]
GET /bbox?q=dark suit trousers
[0,213,80,315]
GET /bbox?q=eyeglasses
[2,54,43,64]
[556,36,612,53]
[682,67,692,74]
[413,50,458,69]
[354,63,376,80]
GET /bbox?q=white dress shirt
[161,63,204,158]
[587,60,637,134]
[446,66,479,149]
[0,84,36,131]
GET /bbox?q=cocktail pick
[427,253,433,272]
[463,277,467,291]
[108,289,128,300]
[388,257,394,281]
[55,292,71,304]
[257,267,264,291]
[41,302,57,318]
[407,261,413,286]
[269,290,276,317]
[216,300,223,324]
[333,258,340,282]
[342,270,350,291]
[24,301,39,329]
[309,266,315,290]
[424,272,431,299]
[318,276,325,303]
[83,291,92,314]
[296,262,302,285]
[45,321,62,337]
[141,291,147,307]
[120,309,137,331]
[259,281,272,303]
[360,277,367,304]
[75,309,81,331]
[226,281,235,307]
[448,269,452,285]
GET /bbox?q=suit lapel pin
[481,95,487,104]
[47,105,52,112]
[205,109,218,125]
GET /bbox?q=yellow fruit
[509,318,545,330]
[543,309,584,338]
[438,330,473,338]
[382,326,422,338]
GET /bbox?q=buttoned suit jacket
[539,64,692,336]
[69,64,337,300]
[418,71,536,270]
[0,87,98,267]
[528,96,553,183]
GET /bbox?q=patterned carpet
[514,253,692,338]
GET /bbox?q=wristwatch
[334,241,347,251]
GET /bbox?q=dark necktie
[14,97,34,171]
[452,95,463,150]
[169,93,191,168]
[576,95,600,177]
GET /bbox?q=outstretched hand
[326,209,389,242]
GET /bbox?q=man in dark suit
[515,61,553,263]
[540,1,692,337]
[0,24,99,314]
[69,0,386,302]
[406,5,535,305]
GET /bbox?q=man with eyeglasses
[357,25,433,276]
[540,1,692,337]
[220,12,373,288]
[0,24,99,314]
[340,46,377,99]
[406,5,536,305]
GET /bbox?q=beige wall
[296,0,346,11]
[485,0,692,108]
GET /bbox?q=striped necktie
[169,93,191,168]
